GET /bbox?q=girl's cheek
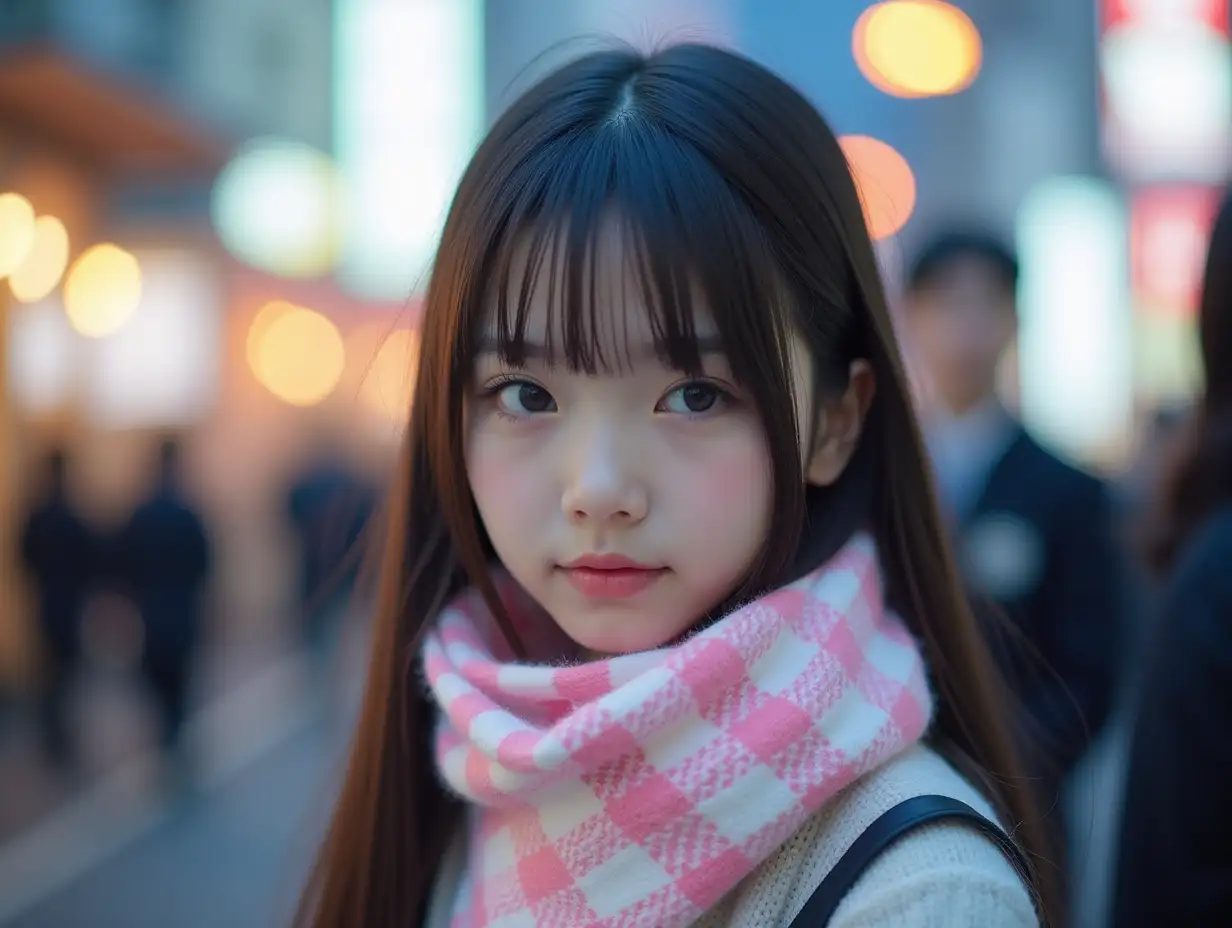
[708,445,768,491]
[686,438,774,516]
[467,437,544,508]
[468,442,511,495]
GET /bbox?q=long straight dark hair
[298,43,1056,926]
[1145,189,1232,573]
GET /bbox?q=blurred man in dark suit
[114,438,212,766]
[901,230,1126,887]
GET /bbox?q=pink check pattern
[423,534,932,928]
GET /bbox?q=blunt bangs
[462,105,797,391]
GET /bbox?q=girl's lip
[559,554,662,571]
[559,565,667,599]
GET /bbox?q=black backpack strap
[787,794,1032,926]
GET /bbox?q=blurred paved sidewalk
[4,702,345,928]
[0,613,367,925]
[0,636,294,846]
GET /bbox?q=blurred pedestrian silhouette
[285,436,378,686]
[1115,188,1232,927]
[901,229,1126,893]
[19,448,99,774]
[1116,402,1192,685]
[112,438,212,767]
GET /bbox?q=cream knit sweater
[426,744,1039,927]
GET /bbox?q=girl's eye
[659,382,725,415]
[495,380,556,415]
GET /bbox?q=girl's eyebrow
[474,334,726,359]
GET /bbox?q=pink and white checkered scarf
[423,533,932,928]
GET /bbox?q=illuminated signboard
[334,0,484,301]
[1099,0,1232,182]
[1101,0,1228,33]
[1017,176,1134,458]
[1130,186,1223,317]
[85,250,222,428]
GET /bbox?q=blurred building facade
[180,0,333,149]
[485,0,1100,238]
[1,0,223,685]
[0,0,394,690]
[1,0,1225,693]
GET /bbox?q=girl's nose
[560,435,649,525]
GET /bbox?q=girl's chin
[567,627,687,660]
[546,597,701,658]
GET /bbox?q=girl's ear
[806,360,876,486]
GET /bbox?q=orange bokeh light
[839,135,917,240]
[246,300,346,407]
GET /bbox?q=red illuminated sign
[1099,0,1232,181]
[1102,0,1229,34]
[1131,186,1223,317]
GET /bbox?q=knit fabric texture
[423,534,932,927]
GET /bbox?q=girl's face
[464,230,850,657]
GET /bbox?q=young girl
[300,43,1052,927]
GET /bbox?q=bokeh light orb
[854,0,982,99]
[212,138,341,279]
[1101,22,1232,146]
[247,301,346,407]
[0,192,36,278]
[9,216,70,303]
[64,243,143,338]
[839,136,918,240]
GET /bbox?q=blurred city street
[0,0,1227,926]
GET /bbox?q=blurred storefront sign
[1130,185,1223,317]
[333,0,484,301]
[1099,0,1231,183]
[1100,0,1231,181]
[1127,186,1216,407]
[1101,0,1228,34]
[1098,0,1230,412]
[83,248,222,429]
[1016,175,1135,465]
[5,238,226,429]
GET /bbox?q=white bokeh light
[335,0,484,300]
[1016,176,1134,460]
[212,137,341,279]
[1101,20,1232,179]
